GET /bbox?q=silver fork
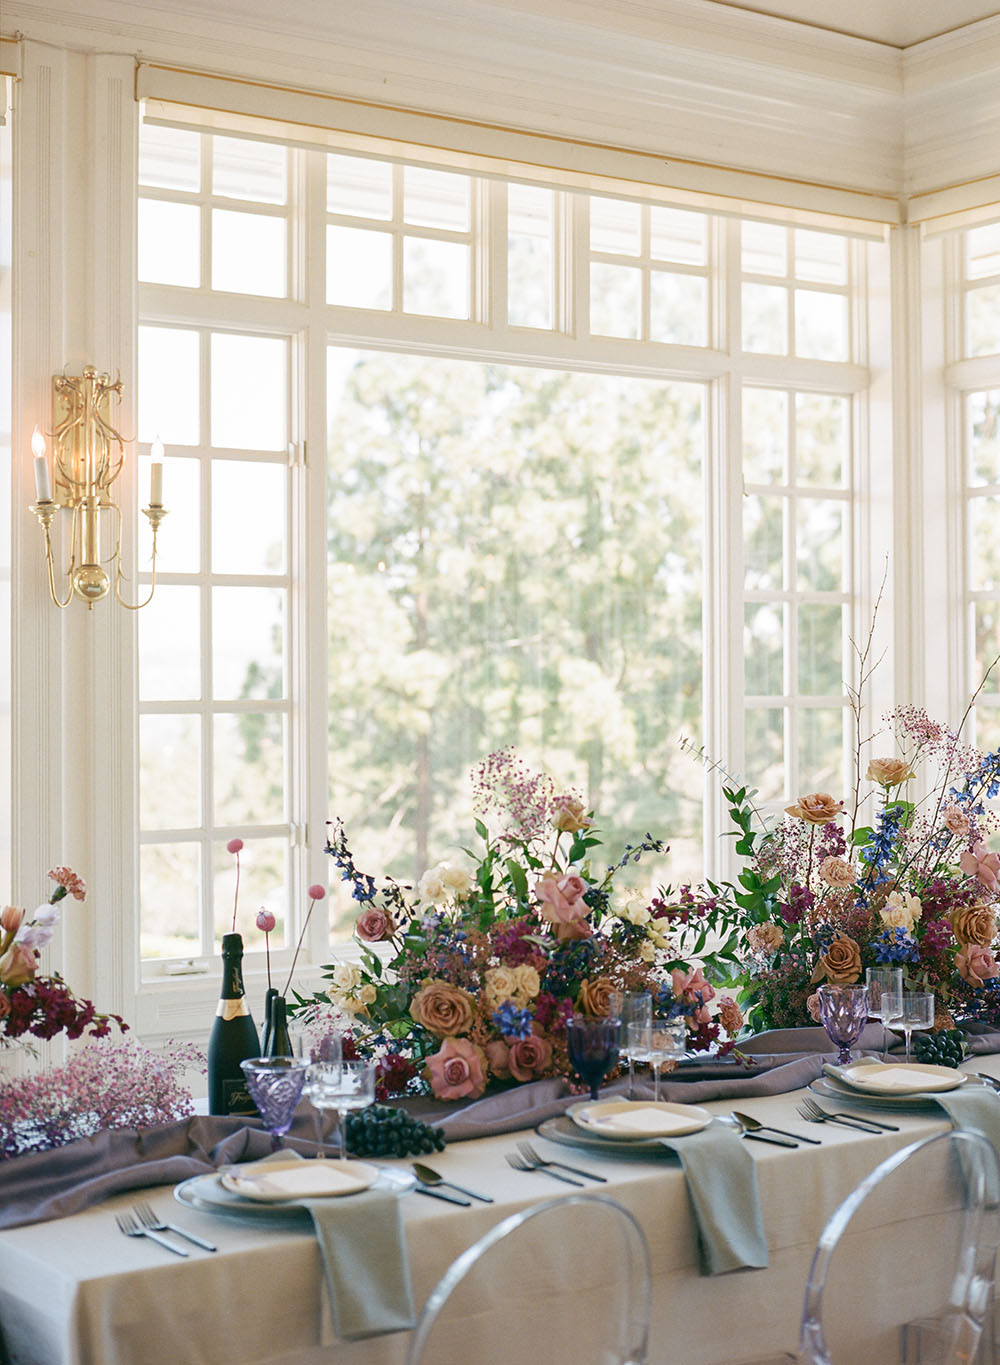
[516,1140,606,1183]
[506,1151,584,1186]
[133,1200,217,1251]
[115,1209,189,1257]
[797,1098,892,1133]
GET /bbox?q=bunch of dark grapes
[913,1028,966,1068]
[344,1104,447,1158]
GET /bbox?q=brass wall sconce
[29,365,167,610]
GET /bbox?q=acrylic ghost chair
[404,1193,652,1365]
[739,1128,1000,1365]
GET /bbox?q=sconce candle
[31,427,52,502]
[150,437,164,507]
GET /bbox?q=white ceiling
[705,0,1000,46]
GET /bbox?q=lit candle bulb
[150,436,164,507]
[31,426,52,502]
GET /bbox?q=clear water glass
[865,967,903,1061]
[609,992,653,1098]
[646,1016,688,1101]
[899,991,935,1064]
[303,1058,376,1158]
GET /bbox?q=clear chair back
[405,1193,651,1365]
[798,1129,1000,1365]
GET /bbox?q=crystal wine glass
[865,966,902,1061]
[293,1030,343,1148]
[898,990,935,1065]
[240,1056,309,1151]
[609,991,652,1099]
[566,1015,621,1101]
[816,984,870,1066]
[303,1059,376,1159]
[646,1015,688,1101]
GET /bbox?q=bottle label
[216,999,251,1021]
[222,1078,258,1115]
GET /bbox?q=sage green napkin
[657,1123,769,1276]
[301,1187,416,1340]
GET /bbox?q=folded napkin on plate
[236,1159,416,1342]
[655,1124,768,1276]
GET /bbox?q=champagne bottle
[266,994,293,1059]
[260,986,278,1057]
[207,933,260,1115]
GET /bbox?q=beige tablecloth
[1,1051,998,1365]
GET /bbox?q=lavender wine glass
[566,1015,621,1101]
[240,1056,309,1150]
[816,984,870,1066]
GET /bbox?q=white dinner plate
[174,1163,415,1223]
[829,1062,968,1096]
[807,1074,986,1113]
[568,1099,712,1139]
[220,1156,379,1202]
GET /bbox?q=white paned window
[138,121,872,968]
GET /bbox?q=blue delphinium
[492,1001,534,1039]
[871,925,920,965]
[856,802,905,899]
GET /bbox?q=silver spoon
[731,1110,821,1145]
[412,1162,494,1203]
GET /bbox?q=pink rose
[355,906,396,942]
[535,874,592,940]
[671,965,715,1007]
[425,1037,488,1100]
[956,943,1000,988]
[960,842,1000,895]
[507,1030,553,1082]
[485,1038,511,1079]
[0,942,37,988]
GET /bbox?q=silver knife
[742,1131,799,1148]
[414,1184,472,1206]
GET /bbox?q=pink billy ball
[227,838,244,854]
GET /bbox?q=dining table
[2,1030,1000,1365]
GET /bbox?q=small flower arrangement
[291,749,744,1101]
[0,1037,203,1159]
[1,868,127,1046]
[676,663,1000,1031]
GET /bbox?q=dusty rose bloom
[0,942,37,988]
[960,842,1000,895]
[806,992,822,1023]
[943,806,971,838]
[671,965,716,1005]
[490,1029,555,1082]
[951,904,998,948]
[747,922,784,954]
[410,980,477,1038]
[865,757,915,788]
[425,1037,488,1100]
[551,795,591,833]
[818,856,855,889]
[784,793,844,825]
[577,975,616,1017]
[355,905,396,942]
[812,933,861,984]
[956,943,1000,988]
[0,905,24,934]
[717,996,744,1035]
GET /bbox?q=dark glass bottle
[260,986,279,1057]
[207,933,261,1115]
[266,994,293,1059]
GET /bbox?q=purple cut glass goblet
[240,1056,309,1150]
[816,984,869,1066]
[566,1015,621,1101]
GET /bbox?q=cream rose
[784,793,844,825]
[329,962,362,994]
[951,904,998,948]
[880,891,922,932]
[620,898,651,926]
[818,856,855,889]
[440,863,474,900]
[811,933,862,984]
[551,795,591,833]
[513,963,541,1001]
[865,757,915,788]
[482,966,520,1013]
[747,922,784,954]
[410,979,477,1038]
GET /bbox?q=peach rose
[577,975,616,1017]
[410,980,477,1038]
[671,965,716,1007]
[717,996,744,1035]
[960,842,1000,895]
[811,933,861,984]
[355,906,396,942]
[747,922,784,954]
[818,856,855,889]
[552,795,591,833]
[943,806,971,838]
[425,1037,488,1100]
[784,793,844,825]
[0,942,37,988]
[951,904,998,948]
[865,757,915,788]
[806,992,822,1023]
[956,943,1000,988]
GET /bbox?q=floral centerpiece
[1,867,127,1046]
[292,750,744,1100]
[675,687,1000,1033]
